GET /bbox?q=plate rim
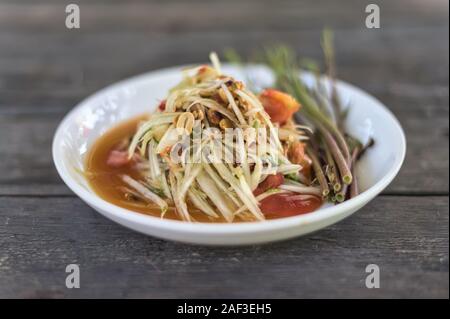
[52,64,407,236]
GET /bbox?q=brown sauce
[85,115,229,223]
[85,115,321,223]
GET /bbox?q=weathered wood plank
[0,195,447,298]
[0,0,448,32]
[0,27,448,92]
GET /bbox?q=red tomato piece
[158,100,166,111]
[288,141,312,177]
[260,192,322,219]
[259,89,300,124]
[253,173,285,196]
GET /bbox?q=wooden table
[0,0,448,298]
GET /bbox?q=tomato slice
[260,192,322,219]
[158,100,166,111]
[259,89,300,124]
[253,173,285,196]
[288,141,312,178]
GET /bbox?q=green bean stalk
[226,29,374,203]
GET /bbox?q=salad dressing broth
[86,116,321,223]
[85,115,229,223]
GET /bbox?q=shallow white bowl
[52,65,406,245]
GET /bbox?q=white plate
[52,65,406,245]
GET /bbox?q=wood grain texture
[0,196,448,298]
[0,0,448,32]
[0,0,448,298]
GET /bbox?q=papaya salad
[86,33,372,223]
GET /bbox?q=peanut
[176,112,195,134]
[219,118,233,130]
